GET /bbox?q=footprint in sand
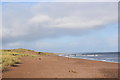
[69,70,77,73]
[39,58,41,60]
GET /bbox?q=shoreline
[60,55,119,64]
[3,55,119,78]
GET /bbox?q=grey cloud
[2,2,117,45]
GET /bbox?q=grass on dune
[2,54,21,71]
[37,52,55,55]
[0,49,39,72]
[0,48,60,72]
[37,52,62,55]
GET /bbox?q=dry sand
[2,55,119,78]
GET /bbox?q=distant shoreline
[59,55,119,63]
[58,52,119,63]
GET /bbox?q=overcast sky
[1,0,119,2]
[2,2,118,53]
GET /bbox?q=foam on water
[59,52,119,63]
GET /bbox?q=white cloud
[29,14,51,24]
[2,2,118,46]
[28,2,117,29]
[49,15,116,29]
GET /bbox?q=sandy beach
[2,55,119,78]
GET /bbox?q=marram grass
[1,49,39,72]
[0,48,58,72]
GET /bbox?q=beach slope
[2,55,119,78]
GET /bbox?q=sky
[2,2,118,53]
[1,0,119,2]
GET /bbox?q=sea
[58,52,119,63]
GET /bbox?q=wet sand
[2,55,119,78]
